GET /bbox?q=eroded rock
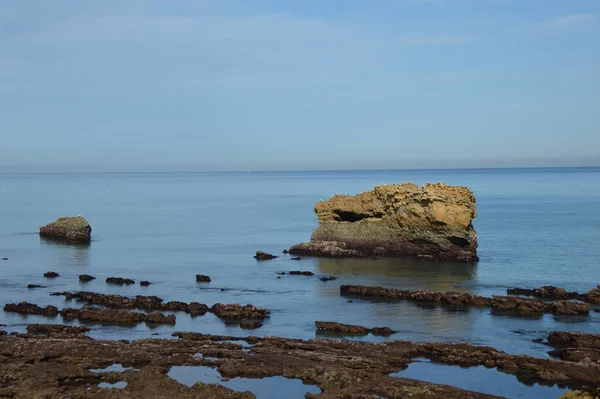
[79,274,96,282]
[551,301,591,315]
[290,183,479,262]
[209,303,270,320]
[39,216,92,243]
[507,286,588,302]
[106,277,135,285]
[4,302,59,316]
[60,306,175,325]
[254,251,278,261]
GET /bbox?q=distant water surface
[0,168,598,370]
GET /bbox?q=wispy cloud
[539,13,597,31]
[395,33,472,46]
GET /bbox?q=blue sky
[1,0,599,171]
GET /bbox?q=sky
[1,0,599,172]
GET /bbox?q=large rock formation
[39,216,92,243]
[290,182,478,262]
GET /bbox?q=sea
[1,167,599,398]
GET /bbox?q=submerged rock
[210,303,270,320]
[239,320,263,329]
[106,277,135,285]
[254,251,278,261]
[316,321,396,336]
[79,274,95,282]
[289,182,478,262]
[320,276,337,282]
[289,270,314,276]
[507,285,588,302]
[61,306,176,325]
[140,280,152,286]
[43,271,59,278]
[27,284,46,289]
[195,275,211,283]
[4,302,59,316]
[39,216,91,243]
[26,324,90,336]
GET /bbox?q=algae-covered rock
[39,216,91,243]
[290,182,478,262]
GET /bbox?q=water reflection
[40,237,90,267]
[315,257,477,291]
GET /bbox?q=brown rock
[140,280,152,286]
[4,302,59,316]
[60,306,175,325]
[26,324,90,336]
[195,274,211,283]
[106,277,135,285]
[240,320,263,329]
[587,285,600,304]
[551,301,591,315]
[39,216,91,243]
[316,321,369,335]
[210,303,270,319]
[370,327,396,336]
[548,331,600,349]
[44,271,59,278]
[491,296,547,313]
[290,183,479,262]
[254,251,278,260]
[79,274,95,282]
[289,271,314,276]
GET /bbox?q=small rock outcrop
[289,183,478,262]
[106,277,135,285]
[587,285,600,304]
[254,251,278,261]
[196,275,211,283]
[315,321,396,336]
[43,272,59,278]
[140,280,152,286]
[39,216,91,243]
[4,302,59,316]
[79,274,95,282]
[210,303,270,320]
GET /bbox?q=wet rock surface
[254,250,278,260]
[44,271,60,278]
[79,274,96,282]
[210,303,270,320]
[587,285,600,304]
[60,306,176,325]
[1,331,599,398]
[315,321,396,336]
[289,270,314,276]
[26,324,91,336]
[341,285,592,315]
[547,331,600,364]
[4,302,59,316]
[39,216,92,243]
[106,277,135,285]
[196,274,211,283]
[507,285,589,302]
[52,291,209,316]
[290,182,479,262]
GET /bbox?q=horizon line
[1,164,599,175]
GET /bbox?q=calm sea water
[1,167,599,397]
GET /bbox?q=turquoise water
[0,167,599,396]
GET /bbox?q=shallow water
[1,168,599,395]
[168,365,321,398]
[392,358,569,398]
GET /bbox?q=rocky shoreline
[0,328,598,398]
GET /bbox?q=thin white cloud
[395,33,472,46]
[539,13,597,31]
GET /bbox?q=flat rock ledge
[39,216,92,243]
[341,285,592,315]
[316,321,395,336]
[0,331,598,398]
[290,182,479,262]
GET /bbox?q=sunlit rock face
[290,182,478,263]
